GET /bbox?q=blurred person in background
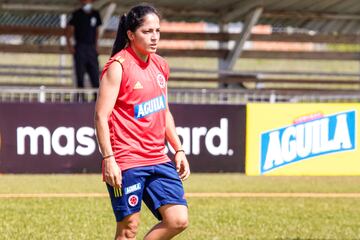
[66,0,102,101]
[94,4,190,240]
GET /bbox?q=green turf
[0,174,105,194]
[186,198,360,240]
[1,174,360,194]
[1,174,360,239]
[1,196,360,239]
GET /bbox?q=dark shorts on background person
[73,44,100,89]
[106,161,187,222]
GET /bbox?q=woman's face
[128,13,160,59]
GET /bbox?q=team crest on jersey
[128,195,139,207]
[156,73,166,88]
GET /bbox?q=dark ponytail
[111,14,128,57]
[110,4,160,57]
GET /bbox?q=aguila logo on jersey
[260,110,356,174]
[125,183,141,194]
[157,73,166,88]
[134,95,166,119]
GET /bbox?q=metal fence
[1,86,360,104]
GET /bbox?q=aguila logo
[260,110,356,174]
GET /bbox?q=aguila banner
[246,103,358,176]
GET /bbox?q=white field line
[0,192,360,198]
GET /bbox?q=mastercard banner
[246,103,358,176]
[0,103,245,173]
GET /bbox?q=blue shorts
[106,161,187,222]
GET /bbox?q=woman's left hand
[174,151,190,181]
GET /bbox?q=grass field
[1,174,360,239]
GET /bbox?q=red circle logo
[157,73,166,88]
[128,195,139,207]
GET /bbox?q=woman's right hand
[104,157,122,188]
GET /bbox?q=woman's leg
[115,212,141,240]
[144,204,188,240]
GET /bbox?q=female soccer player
[94,4,190,240]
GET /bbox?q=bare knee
[115,216,140,239]
[166,215,189,232]
[159,205,189,234]
[176,215,189,231]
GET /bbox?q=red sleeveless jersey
[101,47,170,171]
